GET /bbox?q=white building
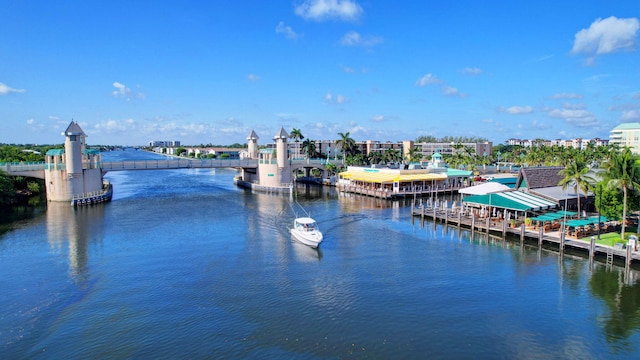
[610,123,640,154]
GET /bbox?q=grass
[588,232,636,247]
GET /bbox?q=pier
[411,205,640,267]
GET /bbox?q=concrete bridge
[0,157,341,178]
[1,122,343,203]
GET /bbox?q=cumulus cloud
[549,92,583,99]
[340,31,382,46]
[501,106,534,115]
[460,67,482,76]
[572,16,639,62]
[546,106,598,127]
[246,74,260,82]
[621,109,640,122]
[294,0,363,22]
[442,86,466,97]
[275,21,302,39]
[112,82,144,101]
[371,114,385,122]
[0,82,25,95]
[415,73,441,87]
[324,90,347,105]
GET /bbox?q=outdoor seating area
[527,211,618,239]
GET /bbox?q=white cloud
[502,106,534,115]
[340,31,382,47]
[112,82,144,101]
[460,67,482,76]
[415,73,441,87]
[275,21,302,39]
[26,118,34,125]
[294,0,363,22]
[442,86,466,97]
[324,90,347,105]
[549,92,583,99]
[546,107,598,127]
[371,114,385,122]
[621,109,640,122]
[572,16,639,60]
[0,82,25,95]
[246,74,260,82]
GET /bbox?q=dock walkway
[412,206,640,266]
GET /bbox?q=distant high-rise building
[610,123,640,154]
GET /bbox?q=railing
[100,159,258,170]
[0,157,338,174]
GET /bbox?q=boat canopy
[463,191,557,211]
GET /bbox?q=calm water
[2,149,640,359]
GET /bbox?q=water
[2,149,640,359]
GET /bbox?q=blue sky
[1,0,639,146]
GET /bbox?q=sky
[1,0,639,146]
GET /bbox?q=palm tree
[601,147,640,240]
[336,132,355,164]
[289,128,304,142]
[406,146,423,164]
[383,148,402,164]
[301,138,316,159]
[558,160,595,218]
[290,128,304,159]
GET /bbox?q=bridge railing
[100,159,258,170]
[0,162,47,172]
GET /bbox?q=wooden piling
[520,224,525,243]
[485,217,490,233]
[538,227,543,247]
[589,236,595,263]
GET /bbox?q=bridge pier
[44,121,107,203]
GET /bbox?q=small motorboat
[290,217,323,248]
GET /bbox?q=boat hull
[290,229,323,248]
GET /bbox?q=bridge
[2,121,345,203]
[0,157,343,179]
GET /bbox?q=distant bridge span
[1,158,341,179]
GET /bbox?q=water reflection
[590,264,640,351]
[46,202,105,282]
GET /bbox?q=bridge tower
[44,121,105,202]
[247,130,259,159]
[274,127,292,184]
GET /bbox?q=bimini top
[462,190,557,212]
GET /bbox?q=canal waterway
[2,149,640,359]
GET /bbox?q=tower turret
[247,130,259,159]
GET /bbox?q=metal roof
[46,149,65,156]
[463,191,558,212]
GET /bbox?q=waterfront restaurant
[337,165,472,198]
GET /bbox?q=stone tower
[274,127,291,184]
[247,130,259,159]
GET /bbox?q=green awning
[46,149,65,156]
[463,191,557,212]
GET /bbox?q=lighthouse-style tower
[44,121,105,202]
[247,130,259,159]
[274,127,292,184]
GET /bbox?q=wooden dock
[411,206,640,267]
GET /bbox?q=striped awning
[463,191,557,212]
